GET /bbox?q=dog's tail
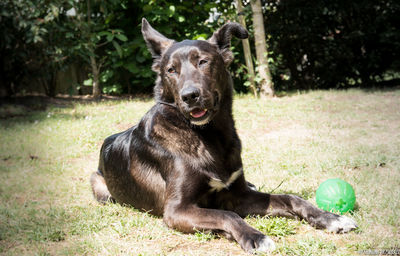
[90,170,114,204]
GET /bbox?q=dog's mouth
[190,108,208,119]
[189,107,211,126]
[183,91,220,126]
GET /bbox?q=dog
[90,18,357,253]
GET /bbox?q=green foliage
[0,0,235,96]
[105,0,235,94]
[263,0,400,90]
[2,0,399,96]
[0,0,76,96]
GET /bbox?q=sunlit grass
[1,89,399,255]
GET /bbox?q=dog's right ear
[142,18,174,72]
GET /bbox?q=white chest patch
[208,168,243,192]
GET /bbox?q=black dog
[90,18,357,253]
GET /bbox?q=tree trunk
[49,70,57,97]
[90,55,101,98]
[236,0,257,97]
[40,77,49,96]
[87,0,101,99]
[250,0,274,98]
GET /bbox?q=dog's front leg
[233,189,357,233]
[163,202,275,253]
[268,193,357,233]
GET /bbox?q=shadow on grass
[0,94,152,118]
[0,94,153,129]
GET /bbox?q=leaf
[135,54,146,63]
[83,78,93,86]
[168,5,175,17]
[255,76,263,83]
[112,40,122,57]
[33,35,42,43]
[125,63,139,74]
[106,34,114,42]
[178,16,185,22]
[193,33,207,40]
[115,34,128,42]
[98,31,111,37]
[143,5,152,12]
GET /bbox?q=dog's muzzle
[179,87,220,126]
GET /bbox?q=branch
[96,40,109,48]
[97,56,106,73]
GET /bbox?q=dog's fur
[90,18,357,253]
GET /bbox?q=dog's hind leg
[90,170,114,204]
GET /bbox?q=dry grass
[1,89,399,255]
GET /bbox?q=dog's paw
[253,236,276,254]
[326,215,358,233]
[239,232,276,254]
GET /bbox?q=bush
[264,0,400,90]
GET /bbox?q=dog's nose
[180,87,200,105]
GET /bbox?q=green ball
[316,178,356,214]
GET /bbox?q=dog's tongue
[190,108,207,118]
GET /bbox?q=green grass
[247,216,297,238]
[1,89,399,255]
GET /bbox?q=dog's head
[141,18,248,126]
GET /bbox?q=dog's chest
[208,168,243,192]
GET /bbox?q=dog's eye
[199,59,208,66]
[167,67,176,74]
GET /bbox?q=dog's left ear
[208,23,248,66]
[141,18,174,72]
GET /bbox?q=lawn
[0,89,399,255]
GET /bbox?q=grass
[1,89,399,255]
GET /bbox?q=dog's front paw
[326,215,358,233]
[253,236,276,254]
[240,233,276,254]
